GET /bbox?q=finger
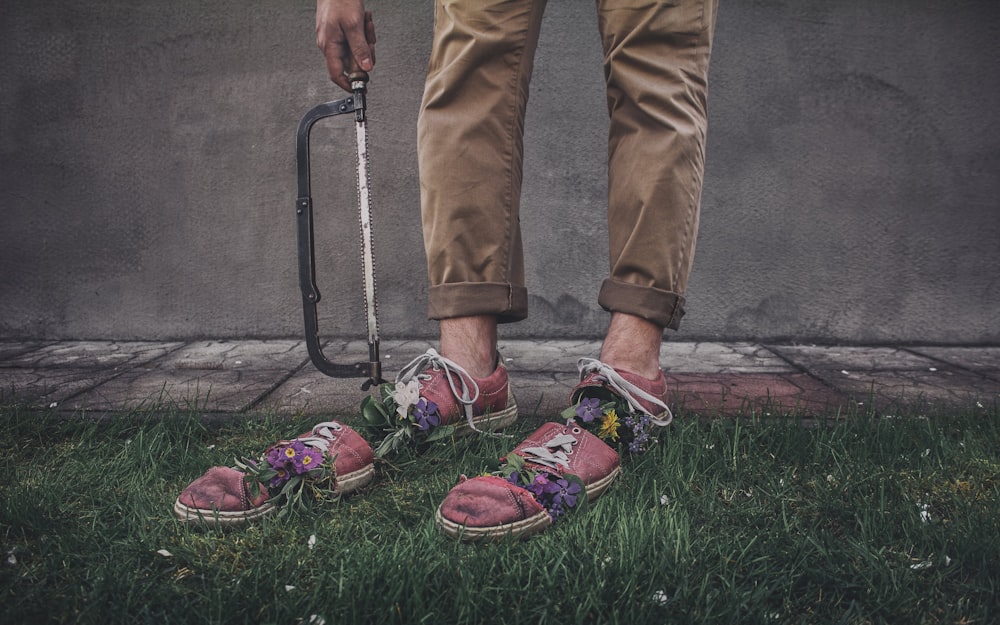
[364,10,376,45]
[364,11,376,65]
[344,18,373,71]
[323,48,351,91]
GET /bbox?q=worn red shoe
[571,358,673,424]
[173,421,374,527]
[392,348,518,434]
[435,421,620,541]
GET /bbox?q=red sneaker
[435,421,620,541]
[571,358,673,424]
[173,421,374,527]
[383,348,518,434]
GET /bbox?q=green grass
[0,401,998,625]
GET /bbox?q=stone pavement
[1,340,998,418]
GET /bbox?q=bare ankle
[439,316,499,378]
[599,313,663,379]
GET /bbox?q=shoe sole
[172,462,376,527]
[451,391,519,436]
[435,464,622,542]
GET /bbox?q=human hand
[316,0,376,91]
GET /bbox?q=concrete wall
[2,0,998,344]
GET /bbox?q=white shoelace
[298,421,344,451]
[576,358,673,426]
[395,348,493,434]
[520,432,577,471]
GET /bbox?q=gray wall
[2,1,998,344]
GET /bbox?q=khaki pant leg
[596,0,718,330]
[418,0,548,322]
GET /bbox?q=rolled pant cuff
[598,278,687,331]
[428,282,529,323]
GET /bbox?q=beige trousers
[418,0,718,330]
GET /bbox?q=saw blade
[355,116,379,345]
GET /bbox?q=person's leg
[595,0,719,376]
[599,313,664,380]
[439,316,498,379]
[418,0,548,375]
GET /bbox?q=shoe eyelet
[571,427,582,435]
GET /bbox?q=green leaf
[374,429,407,458]
[560,405,578,421]
[361,395,390,426]
[379,383,396,405]
[505,452,526,473]
[424,424,456,443]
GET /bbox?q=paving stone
[909,346,1000,376]
[330,338,601,375]
[0,368,120,408]
[265,368,373,416]
[660,342,794,374]
[506,372,581,418]
[808,367,998,413]
[3,340,994,417]
[1,340,184,369]
[63,367,291,413]
[666,373,846,416]
[0,341,55,365]
[768,345,942,372]
[158,340,309,371]
[499,340,602,373]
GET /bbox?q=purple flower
[266,446,286,469]
[533,473,557,494]
[295,447,324,473]
[505,470,522,487]
[268,466,290,488]
[575,397,602,423]
[552,477,581,509]
[413,398,441,431]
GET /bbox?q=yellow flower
[598,409,621,442]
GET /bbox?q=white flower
[308,616,327,625]
[659,494,670,506]
[391,379,421,418]
[918,503,931,523]
[308,534,317,550]
[651,589,669,606]
[285,585,296,592]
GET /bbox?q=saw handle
[295,92,383,389]
[349,72,368,122]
